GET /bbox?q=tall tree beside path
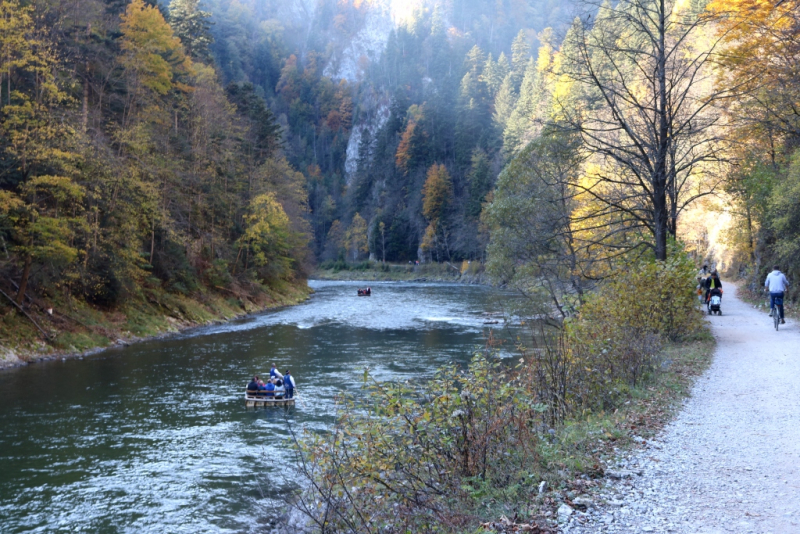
[557,0,740,260]
[709,0,800,157]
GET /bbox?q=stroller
[707,288,722,315]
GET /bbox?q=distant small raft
[244,390,296,407]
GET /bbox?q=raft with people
[357,287,371,296]
[245,367,297,407]
[244,391,295,407]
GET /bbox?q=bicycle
[770,294,784,331]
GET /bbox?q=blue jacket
[284,374,295,389]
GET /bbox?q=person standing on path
[765,265,790,324]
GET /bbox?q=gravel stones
[558,504,574,523]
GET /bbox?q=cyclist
[765,265,790,324]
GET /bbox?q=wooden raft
[245,390,296,407]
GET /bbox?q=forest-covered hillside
[201,0,573,263]
[0,0,316,353]
[0,0,570,310]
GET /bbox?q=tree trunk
[655,0,669,261]
[16,254,32,305]
[745,202,755,261]
[82,66,89,134]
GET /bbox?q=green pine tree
[493,74,517,132]
[510,29,530,91]
[168,0,214,62]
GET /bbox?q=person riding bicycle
[765,265,789,324]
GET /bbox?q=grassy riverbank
[0,281,311,369]
[313,260,488,283]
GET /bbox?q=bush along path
[565,283,800,533]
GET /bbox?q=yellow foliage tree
[708,0,800,144]
[421,164,453,261]
[345,213,368,261]
[0,0,84,304]
[119,0,193,122]
[421,163,452,223]
[236,192,293,281]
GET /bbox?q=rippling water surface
[0,281,519,533]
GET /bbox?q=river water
[0,281,521,533]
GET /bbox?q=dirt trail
[566,283,800,533]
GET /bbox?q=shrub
[575,245,699,342]
[292,356,547,533]
[551,245,700,414]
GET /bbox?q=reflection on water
[0,281,520,533]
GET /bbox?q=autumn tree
[345,213,368,261]
[118,0,192,124]
[236,193,293,281]
[324,219,346,261]
[558,0,735,260]
[421,163,453,262]
[0,0,84,304]
[709,0,800,151]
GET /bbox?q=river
[0,281,521,533]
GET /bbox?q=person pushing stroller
[705,272,723,315]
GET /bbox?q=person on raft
[283,370,296,399]
[273,378,285,399]
[270,364,283,379]
[247,376,260,391]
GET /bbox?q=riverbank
[0,280,311,370]
[313,260,489,284]
[292,329,716,532]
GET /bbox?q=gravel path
[565,284,800,534]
